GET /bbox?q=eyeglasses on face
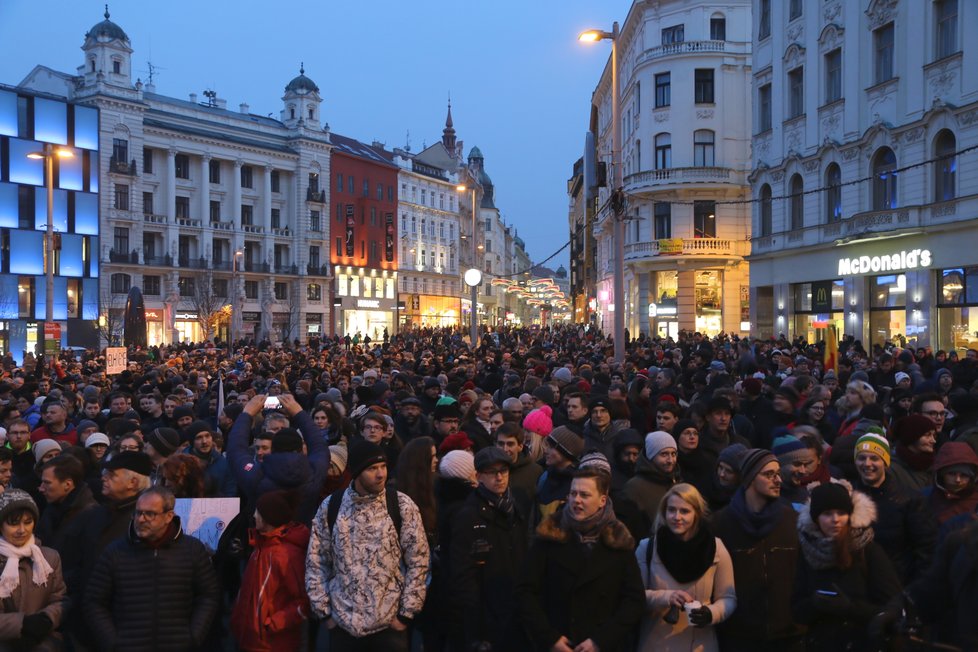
[134,509,170,520]
[757,470,781,481]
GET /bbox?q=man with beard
[394,397,432,443]
[431,402,463,447]
[582,397,622,461]
[623,431,680,523]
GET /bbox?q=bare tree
[93,287,126,347]
[278,281,301,344]
[190,272,230,343]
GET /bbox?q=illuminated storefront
[173,311,201,344]
[334,268,397,339]
[145,309,164,346]
[400,294,460,328]
[791,281,844,345]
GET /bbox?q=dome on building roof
[468,146,483,160]
[556,265,567,278]
[285,64,319,94]
[86,6,129,42]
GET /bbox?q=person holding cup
[635,483,736,651]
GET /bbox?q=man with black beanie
[306,440,429,651]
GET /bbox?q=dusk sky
[0,0,634,271]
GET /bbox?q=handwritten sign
[105,347,128,374]
[173,498,241,554]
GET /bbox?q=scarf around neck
[798,517,874,570]
[476,484,515,518]
[655,523,717,584]
[0,535,53,598]
[728,486,784,539]
[896,444,934,472]
[560,497,616,544]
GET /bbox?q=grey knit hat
[0,489,39,524]
[546,426,584,465]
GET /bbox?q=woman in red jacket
[231,489,311,651]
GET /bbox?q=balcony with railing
[634,40,747,66]
[623,238,749,262]
[306,188,326,203]
[178,256,209,270]
[243,260,270,273]
[624,167,742,193]
[307,263,331,276]
[108,249,138,264]
[143,254,174,267]
[242,224,264,234]
[211,221,233,231]
[274,263,299,275]
[144,213,168,224]
[109,156,137,176]
[175,217,202,228]
[271,227,291,237]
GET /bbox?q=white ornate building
[748,0,978,352]
[587,0,753,339]
[17,9,333,345]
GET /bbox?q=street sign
[43,322,61,356]
[106,347,128,375]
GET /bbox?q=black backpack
[325,486,402,537]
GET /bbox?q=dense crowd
[0,324,976,651]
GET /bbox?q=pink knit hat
[523,405,554,437]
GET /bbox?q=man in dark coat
[36,455,97,556]
[85,486,220,651]
[713,448,804,651]
[449,447,529,651]
[517,469,644,652]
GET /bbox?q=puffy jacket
[230,523,310,652]
[84,517,221,652]
[0,546,66,652]
[305,486,430,637]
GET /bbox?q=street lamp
[230,249,243,352]
[579,21,625,363]
[457,183,481,347]
[27,144,74,352]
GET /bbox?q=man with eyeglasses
[713,449,803,652]
[431,402,462,447]
[913,392,949,437]
[86,486,220,651]
[448,446,529,651]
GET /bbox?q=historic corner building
[747,0,978,352]
[585,0,754,339]
[15,9,334,346]
[0,86,101,361]
[328,134,399,341]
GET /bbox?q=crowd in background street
[0,323,976,651]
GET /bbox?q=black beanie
[809,482,853,519]
[272,428,304,453]
[256,489,299,528]
[347,440,386,478]
[172,405,195,421]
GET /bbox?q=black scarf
[655,524,716,584]
[476,484,514,519]
[727,486,784,539]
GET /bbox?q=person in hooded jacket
[701,443,747,511]
[792,481,901,652]
[923,441,978,525]
[610,428,643,502]
[888,414,938,493]
[624,431,681,524]
[673,419,712,494]
[230,489,310,652]
[228,393,329,525]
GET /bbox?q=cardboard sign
[173,498,241,554]
[105,347,128,374]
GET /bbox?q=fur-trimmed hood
[535,511,635,551]
[797,478,877,569]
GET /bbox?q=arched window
[693,130,715,166]
[654,133,671,169]
[824,164,842,223]
[872,147,897,210]
[760,184,773,236]
[934,130,956,202]
[789,174,804,230]
[110,273,131,294]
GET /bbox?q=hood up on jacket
[797,479,877,569]
[260,452,312,489]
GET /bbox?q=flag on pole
[216,370,225,421]
[824,324,839,376]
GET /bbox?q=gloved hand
[812,591,853,616]
[688,606,713,627]
[21,612,53,642]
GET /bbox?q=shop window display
[869,274,906,351]
[791,280,844,343]
[937,267,978,351]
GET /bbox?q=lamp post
[231,249,243,353]
[457,184,481,348]
[580,22,624,363]
[27,144,73,353]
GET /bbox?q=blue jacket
[183,446,236,497]
[227,410,329,525]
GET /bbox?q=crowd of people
[0,324,976,651]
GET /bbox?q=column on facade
[721,264,748,335]
[637,271,650,336]
[263,165,273,234]
[905,269,931,348]
[677,269,696,333]
[165,149,178,260]
[232,159,243,256]
[200,155,213,263]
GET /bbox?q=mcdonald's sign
[812,281,832,313]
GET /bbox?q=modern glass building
[0,85,100,362]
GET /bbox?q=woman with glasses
[636,483,736,652]
[0,489,65,650]
[796,396,836,445]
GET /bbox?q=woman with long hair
[836,381,877,441]
[396,437,438,541]
[627,375,655,434]
[636,483,736,651]
[461,397,495,451]
[792,481,901,651]
[160,453,207,498]
[795,396,837,445]
[0,489,65,650]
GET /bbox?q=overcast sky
[0,0,634,270]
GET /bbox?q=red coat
[230,523,311,652]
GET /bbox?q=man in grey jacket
[305,440,429,651]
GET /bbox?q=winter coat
[712,499,802,646]
[35,485,96,559]
[230,523,311,652]
[461,420,492,452]
[508,452,542,506]
[888,451,933,494]
[84,518,221,652]
[517,511,645,652]
[853,474,936,584]
[0,546,66,652]
[227,411,329,525]
[305,485,430,637]
[792,486,902,651]
[534,465,574,525]
[923,441,978,525]
[582,420,624,462]
[909,520,978,649]
[623,453,679,523]
[635,535,736,652]
[182,447,236,497]
[448,489,529,650]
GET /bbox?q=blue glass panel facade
[58,149,84,191]
[34,99,67,145]
[82,277,99,320]
[0,90,16,138]
[0,183,17,228]
[8,139,44,186]
[73,106,99,150]
[34,187,68,232]
[9,231,43,274]
[75,193,98,234]
[0,277,16,318]
[60,233,84,277]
